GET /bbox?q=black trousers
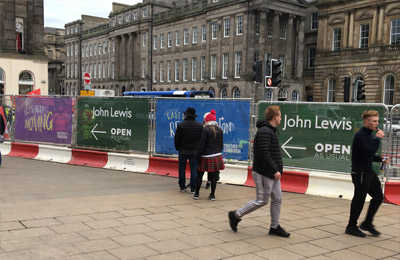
[196,171,219,196]
[348,169,383,227]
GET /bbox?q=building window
[167,61,171,82]
[94,44,97,56]
[222,53,229,79]
[255,15,260,35]
[278,88,287,101]
[268,17,272,37]
[200,56,206,81]
[90,45,93,56]
[153,35,158,50]
[75,63,78,79]
[18,71,34,94]
[202,25,207,42]
[327,77,336,102]
[233,88,240,98]
[16,18,24,52]
[311,13,318,30]
[160,34,164,49]
[160,62,164,82]
[98,63,102,79]
[142,8,147,18]
[133,11,138,20]
[75,44,78,56]
[90,64,93,76]
[211,54,217,79]
[98,44,102,55]
[236,16,243,35]
[75,25,78,33]
[183,29,189,45]
[360,24,369,48]
[107,62,109,78]
[292,90,299,101]
[224,19,230,37]
[265,89,273,101]
[67,64,70,78]
[67,45,70,57]
[167,32,172,47]
[309,48,316,68]
[94,64,97,79]
[103,42,107,54]
[112,63,115,79]
[192,58,197,81]
[212,22,218,40]
[118,15,123,25]
[235,52,242,78]
[183,59,188,81]
[280,21,287,39]
[142,32,147,46]
[153,62,157,83]
[125,12,130,23]
[333,28,341,51]
[112,40,115,52]
[175,60,180,82]
[176,31,180,46]
[390,19,400,45]
[192,27,198,43]
[141,58,146,78]
[384,75,395,105]
[221,89,227,98]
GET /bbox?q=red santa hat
[204,109,216,122]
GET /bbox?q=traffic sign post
[83,72,92,90]
[257,102,386,173]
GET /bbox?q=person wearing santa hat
[194,109,224,201]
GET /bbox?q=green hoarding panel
[257,102,387,173]
[77,97,149,151]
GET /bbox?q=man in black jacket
[346,110,388,237]
[228,105,290,237]
[174,107,203,192]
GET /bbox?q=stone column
[343,11,349,48]
[121,35,127,77]
[115,36,121,79]
[32,0,44,54]
[323,16,328,50]
[377,4,385,44]
[286,14,294,79]
[348,10,355,48]
[128,33,135,78]
[258,10,267,57]
[272,11,281,57]
[296,17,305,79]
[371,5,378,45]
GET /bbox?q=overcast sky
[44,0,141,29]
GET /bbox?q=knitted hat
[204,109,216,122]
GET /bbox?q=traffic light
[252,61,263,83]
[343,77,350,102]
[270,59,281,86]
[356,80,366,102]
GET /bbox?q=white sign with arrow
[91,123,106,140]
[281,136,306,159]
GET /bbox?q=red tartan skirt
[198,155,225,172]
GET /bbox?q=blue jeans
[178,152,197,190]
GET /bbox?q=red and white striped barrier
[2,142,399,205]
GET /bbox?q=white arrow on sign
[91,123,106,140]
[281,136,306,159]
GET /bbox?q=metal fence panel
[0,95,15,141]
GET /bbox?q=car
[383,120,400,137]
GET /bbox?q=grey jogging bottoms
[235,170,282,228]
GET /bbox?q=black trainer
[345,225,366,237]
[208,194,215,201]
[360,222,380,236]
[193,193,199,200]
[228,211,241,232]
[205,182,210,189]
[269,225,290,237]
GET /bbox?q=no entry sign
[84,73,91,84]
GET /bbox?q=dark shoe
[228,211,241,232]
[208,194,215,201]
[180,187,188,192]
[360,222,380,236]
[345,225,366,237]
[193,193,199,200]
[269,225,290,237]
[190,189,196,194]
[205,182,210,189]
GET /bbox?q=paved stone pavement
[0,156,399,260]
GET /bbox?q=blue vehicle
[123,90,214,98]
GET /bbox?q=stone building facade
[0,0,48,95]
[64,0,310,101]
[313,0,400,105]
[44,27,65,95]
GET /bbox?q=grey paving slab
[0,156,399,260]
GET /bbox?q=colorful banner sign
[155,99,251,161]
[257,102,386,173]
[15,96,73,144]
[76,97,149,152]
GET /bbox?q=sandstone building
[64,0,310,101]
[0,0,48,96]
[44,27,65,95]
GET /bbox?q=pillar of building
[121,35,127,77]
[348,10,355,48]
[370,5,378,45]
[32,0,44,54]
[377,4,385,44]
[322,15,328,51]
[3,1,16,51]
[128,32,135,78]
[115,36,121,79]
[272,11,281,57]
[296,17,305,79]
[258,10,267,58]
[286,14,294,78]
[343,11,349,48]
